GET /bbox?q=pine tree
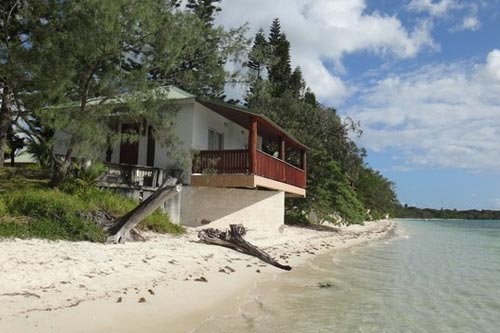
[268,18,282,50]
[304,88,317,106]
[0,0,30,167]
[186,0,222,27]
[169,0,182,8]
[268,32,292,97]
[247,28,268,80]
[290,66,305,99]
[266,19,292,97]
[165,0,244,98]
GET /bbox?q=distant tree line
[395,205,500,220]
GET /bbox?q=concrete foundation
[104,185,284,231]
[180,187,284,232]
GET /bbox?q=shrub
[284,210,309,225]
[0,199,6,217]
[5,189,84,219]
[2,189,106,242]
[0,165,186,243]
[140,209,184,235]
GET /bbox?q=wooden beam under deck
[190,174,306,198]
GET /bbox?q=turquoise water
[195,220,500,332]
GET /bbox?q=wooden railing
[193,150,306,189]
[100,163,166,188]
[256,150,306,188]
[192,150,249,174]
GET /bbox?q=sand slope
[0,220,394,332]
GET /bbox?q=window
[208,129,224,150]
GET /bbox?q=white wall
[153,100,195,169]
[192,102,249,150]
[180,187,284,232]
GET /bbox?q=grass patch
[2,189,106,242]
[0,166,184,241]
[140,209,184,235]
[0,166,50,192]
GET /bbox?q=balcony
[98,163,167,189]
[191,149,306,197]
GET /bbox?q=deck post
[279,137,285,161]
[301,150,307,172]
[248,116,258,174]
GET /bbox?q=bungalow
[54,86,307,231]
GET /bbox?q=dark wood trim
[279,136,285,161]
[119,123,139,165]
[301,150,307,175]
[248,116,258,174]
[146,125,155,167]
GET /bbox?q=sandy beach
[0,220,394,333]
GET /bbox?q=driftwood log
[198,224,292,271]
[107,177,181,244]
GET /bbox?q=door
[119,123,139,165]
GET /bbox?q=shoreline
[0,219,395,332]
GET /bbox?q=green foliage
[0,186,184,241]
[306,157,366,224]
[245,19,398,225]
[58,162,108,189]
[247,28,268,80]
[284,210,309,226]
[26,137,54,168]
[0,168,184,241]
[0,198,6,217]
[267,19,292,97]
[0,166,50,192]
[186,0,222,27]
[140,209,184,235]
[356,167,399,220]
[2,189,106,242]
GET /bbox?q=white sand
[0,220,394,332]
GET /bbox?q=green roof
[85,85,195,106]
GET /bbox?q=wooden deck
[192,149,306,197]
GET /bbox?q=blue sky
[216,0,500,210]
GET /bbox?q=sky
[215,0,500,210]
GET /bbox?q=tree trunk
[10,149,15,166]
[107,177,181,243]
[50,141,75,186]
[0,85,12,168]
[198,224,292,271]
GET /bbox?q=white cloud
[482,49,500,81]
[459,16,480,31]
[350,49,500,172]
[216,0,434,104]
[408,0,483,33]
[408,0,456,16]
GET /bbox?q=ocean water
[194,220,500,333]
